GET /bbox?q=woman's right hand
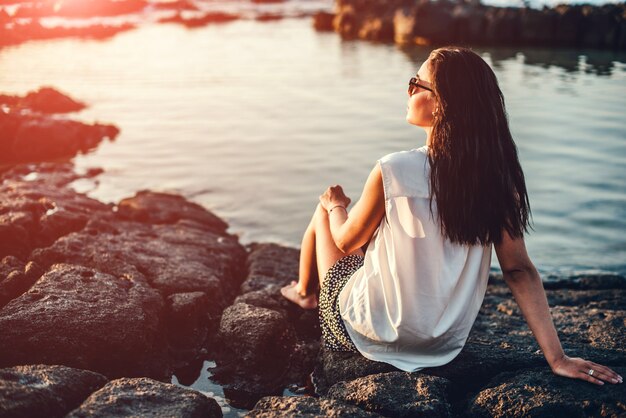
[551,354,622,385]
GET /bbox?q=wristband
[328,205,347,215]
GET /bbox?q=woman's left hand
[320,185,351,211]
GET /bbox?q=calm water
[0,17,625,279]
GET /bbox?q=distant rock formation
[314,0,626,50]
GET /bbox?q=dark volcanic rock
[212,303,297,408]
[0,163,110,260]
[0,256,43,309]
[166,291,211,358]
[468,367,626,417]
[117,190,228,234]
[66,377,222,418]
[327,0,626,50]
[0,87,86,114]
[312,346,398,396]
[0,364,108,418]
[327,371,453,418]
[246,396,381,417]
[0,108,119,164]
[0,264,168,379]
[240,243,300,294]
[313,11,335,31]
[31,190,247,300]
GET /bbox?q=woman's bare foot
[280,280,318,309]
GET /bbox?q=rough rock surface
[212,302,297,409]
[246,396,381,417]
[468,367,626,417]
[311,273,625,416]
[0,364,108,418]
[66,377,222,418]
[0,263,167,379]
[211,243,321,408]
[0,161,247,378]
[327,371,453,417]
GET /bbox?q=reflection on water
[0,18,624,277]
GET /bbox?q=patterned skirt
[318,254,364,352]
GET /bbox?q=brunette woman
[281,46,622,385]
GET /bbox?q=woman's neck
[424,127,433,147]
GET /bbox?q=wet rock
[117,190,227,234]
[313,11,335,31]
[212,303,297,408]
[0,364,108,418]
[31,190,247,301]
[0,20,136,48]
[543,273,626,290]
[327,0,626,50]
[66,377,222,417]
[0,264,168,379]
[233,243,321,389]
[0,109,119,164]
[151,0,199,12]
[158,12,239,28]
[0,87,86,114]
[328,371,453,417]
[246,396,381,417]
[0,163,111,260]
[166,291,211,358]
[312,346,397,396]
[20,87,86,114]
[240,243,299,294]
[0,256,43,309]
[468,367,626,417]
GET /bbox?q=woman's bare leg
[312,203,363,285]
[281,204,363,309]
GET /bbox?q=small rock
[327,371,453,417]
[66,377,222,418]
[0,364,108,418]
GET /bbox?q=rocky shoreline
[313,0,626,50]
[1,89,625,417]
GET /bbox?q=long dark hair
[427,46,530,245]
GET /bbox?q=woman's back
[338,146,492,372]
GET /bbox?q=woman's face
[406,59,437,128]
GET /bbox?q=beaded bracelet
[328,205,347,215]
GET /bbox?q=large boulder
[212,303,297,408]
[0,264,167,379]
[66,377,222,417]
[327,371,453,417]
[468,368,626,417]
[31,191,247,302]
[0,364,108,418]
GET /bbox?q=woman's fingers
[587,362,622,383]
[578,370,606,385]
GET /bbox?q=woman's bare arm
[494,230,622,385]
[319,163,385,254]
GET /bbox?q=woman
[281,46,622,385]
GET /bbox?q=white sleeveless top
[338,146,492,372]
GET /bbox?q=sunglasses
[408,76,434,95]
